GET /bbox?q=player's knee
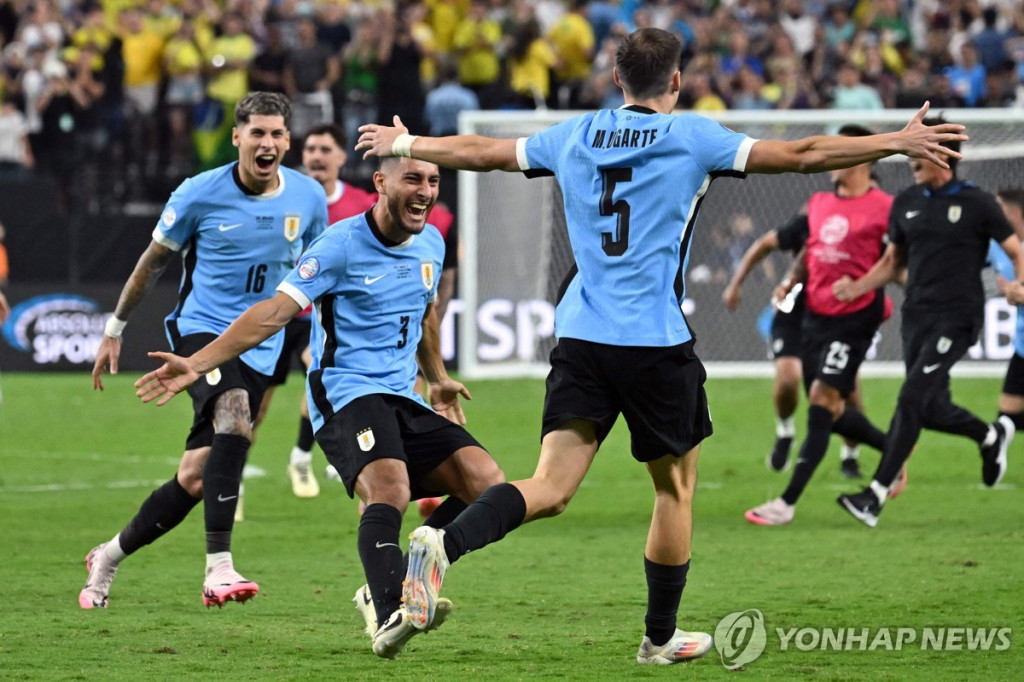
[176,468,203,497]
[461,458,506,500]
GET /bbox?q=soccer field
[0,373,1021,680]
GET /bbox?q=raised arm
[833,242,906,302]
[723,230,781,310]
[417,301,471,424]
[135,292,302,406]
[746,102,967,174]
[92,240,175,390]
[356,115,521,172]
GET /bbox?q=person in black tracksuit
[832,122,1024,527]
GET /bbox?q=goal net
[457,109,1024,379]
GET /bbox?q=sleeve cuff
[734,137,758,173]
[276,281,311,309]
[151,228,182,251]
[515,137,530,171]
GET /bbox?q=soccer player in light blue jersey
[988,189,1024,433]
[81,92,328,610]
[355,27,969,663]
[133,156,506,658]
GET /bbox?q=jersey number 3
[600,167,632,257]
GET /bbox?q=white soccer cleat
[287,460,320,498]
[637,628,713,664]
[370,599,454,658]
[403,526,450,629]
[79,543,119,609]
[202,561,259,608]
[744,497,794,526]
[354,584,378,636]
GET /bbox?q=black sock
[832,408,886,451]
[442,483,526,565]
[297,416,315,452]
[119,476,201,555]
[999,411,1024,431]
[358,503,405,626]
[203,434,250,554]
[645,558,689,646]
[423,496,468,529]
[781,405,834,505]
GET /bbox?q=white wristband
[104,316,127,339]
[392,133,419,158]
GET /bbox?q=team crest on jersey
[937,337,952,354]
[356,428,375,452]
[421,261,435,290]
[820,215,850,245]
[206,368,222,385]
[284,214,301,242]
[948,205,962,223]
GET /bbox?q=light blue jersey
[153,163,328,375]
[277,211,444,432]
[517,106,755,346]
[988,240,1024,356]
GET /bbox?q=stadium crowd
[2,0,1024,205]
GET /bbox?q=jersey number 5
[600,167,632,257]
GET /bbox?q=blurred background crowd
[1,0,1024,209]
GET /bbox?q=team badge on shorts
[206,368,222,385]
[948,206,961,223]
[937,337,952,354]
[284,214,301,242]
[357,428,376,452]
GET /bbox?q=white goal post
[457,108,1024,380]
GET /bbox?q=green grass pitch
[0,372,1021,680]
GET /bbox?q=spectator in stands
[832,61,884,110]
[453,0,503,109]
[341,18,380,178]
[284,17,339,140]
[163,18,205,174]
[0,91,32,178]
[778,0,818,61]
[377,7,427,136]
[546,0,594,109]
[249,22,287,95]
[945,43,987,106]
[424,63,479,137]
[117,7,164,177]
[506,17,558,108]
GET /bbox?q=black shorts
[269,317,312,386]
[801,297,884,397]
[901,308,981,381]
[177,333,271,450]
[315,393,484,499]
[541,338,712,461]
[770,307,803,360]
[1003,352,1024,397]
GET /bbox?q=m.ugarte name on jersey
[591,127,658,149]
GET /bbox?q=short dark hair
[614,28,681,100]
[304,122,347,150]
[837,123,873,137]
[923,115,960,174]
[998,188,1024,210]
[234,91,292,128]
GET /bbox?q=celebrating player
[81,92,328,609]
[134,156,506,659]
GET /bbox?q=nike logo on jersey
[905,210,921,219]
[375,541,400,549]
[364,273,388,285]
[218,223,244,232]
[217,494,238,502]
[923,363,942,374]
